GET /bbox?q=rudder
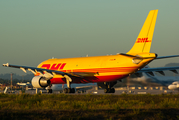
[127,9,158,54]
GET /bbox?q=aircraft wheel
[111,88,115,93]
[67,88,71,93]
[48,89,53,93]
[71,88,75,93]
[108,88,113,93]
[64,88,68,93]
[104,88,108,93]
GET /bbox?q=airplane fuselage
[37,53,156,84]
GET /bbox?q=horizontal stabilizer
[120,53,156,59]
[138,66,179,74]
[156,55,179,59]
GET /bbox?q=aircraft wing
[137,66,179,76]
[2,63,98,78]
[2,63,74,77]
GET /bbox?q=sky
[1,0,179,75]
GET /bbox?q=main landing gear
[63,75,76,93]
[104,88,115,93]
[63,88,75,93]
[97,81,117,93]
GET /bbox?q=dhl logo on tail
[136,38,151,43]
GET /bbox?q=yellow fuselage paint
[37,53,156,83]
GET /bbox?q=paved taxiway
[2,86,178,95]
[88,89,178,95]
[22,88,179,95]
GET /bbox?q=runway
[1,85,178,95]
[22,86,179,95]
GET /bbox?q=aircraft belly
[50,74,128,84]
[49,66,138,84]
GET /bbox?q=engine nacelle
[168,81,179,90]
[31,76,51,88]
[168,84,178,90]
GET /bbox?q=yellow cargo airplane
[3,9,179,93]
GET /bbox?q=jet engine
[31,76,51,88]
[168,81,179,90]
